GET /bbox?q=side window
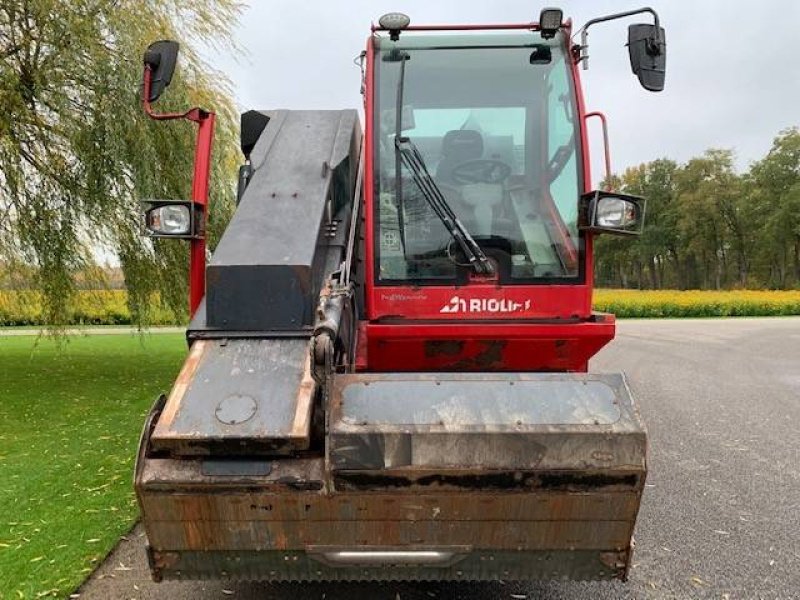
[546,59,579,233]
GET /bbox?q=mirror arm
[142,66,211,124]
[576,6,662,69]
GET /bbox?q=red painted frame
[585,111,612,189]
[359,21,613,372]
[372,23,543,32]
[142,66,215,318]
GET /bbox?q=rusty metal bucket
[136,366,645,581]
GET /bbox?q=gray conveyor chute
[160,110,361,455]
[191,109,361,335]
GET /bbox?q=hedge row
[0,290,176,326]
[1,289,799,326]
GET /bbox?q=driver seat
[436,129,484,185]
[437,129,507,238]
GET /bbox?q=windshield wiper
[386,48,410,255]
[387,48,491,275]
[395,136,494,275]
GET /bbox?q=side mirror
[143,40,180,103]
[628,24,666,92]
[579,190,646,236]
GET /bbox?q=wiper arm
[395,136,494,275]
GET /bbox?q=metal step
[150,338,315,456]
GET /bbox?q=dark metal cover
[205,109,361,332]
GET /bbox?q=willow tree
[0,0,242,326]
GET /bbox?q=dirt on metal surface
[150,338,315,456]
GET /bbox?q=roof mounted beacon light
[378,12,411,41]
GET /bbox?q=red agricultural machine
[135,7,665,582]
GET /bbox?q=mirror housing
[579,190,646,236]
[628,24,666,92]
[142,200,202,239]
[143,40,179,103]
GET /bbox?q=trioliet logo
[439,295,532,314]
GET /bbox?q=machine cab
[365,28,589,322]
[359,15,655,372]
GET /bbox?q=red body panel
[572,48,595,286]
[188,114,215,317]
[363,34,378,314]
[362,318,614,373]
[369,284,591,321]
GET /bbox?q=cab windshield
[374,32,582,284]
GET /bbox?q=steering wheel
[451,159,512,185]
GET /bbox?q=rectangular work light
[142,200,202,239]
[578,190,646,236]
[539,8,563,39]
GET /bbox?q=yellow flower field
[1,289,800,326]
[594,289,800,318]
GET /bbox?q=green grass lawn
[0,333,186,598]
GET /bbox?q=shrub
[0,290,178,326]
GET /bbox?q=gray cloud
[207,0,800,183]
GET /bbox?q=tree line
[596,127,800,290]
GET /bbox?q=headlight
[579,190,646,236]
[142,200,199,238]
[146,205,190,235]
[596,197,637,228]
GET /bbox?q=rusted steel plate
[329,372,646,472]
[137,457,325,492]
[147,547,630,582]
[151,338,315,456]
[138,490,641,523]
[144,518,633,552]
[136,449,643,580]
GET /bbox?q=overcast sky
[206,0,800,185]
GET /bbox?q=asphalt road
[76,318,800,600]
